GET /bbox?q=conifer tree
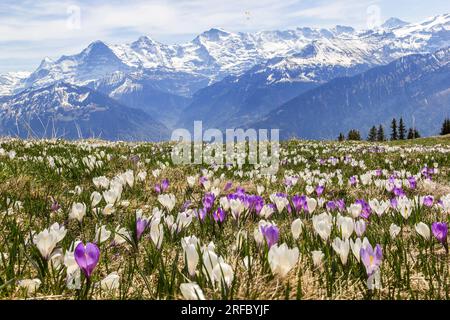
[367,126,377,141]
[377,125,385,141]
[347,129,361,141]
[398,117,406,140]
[441,118,450,135]
[390,118,398,141]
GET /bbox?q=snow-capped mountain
[177,14,449,130]
[0,82,169,141]
[6,14,449,98]
[380,18,409,29]
[0,71,31,96]
[250,47,450,139]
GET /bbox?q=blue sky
[0,0,448,73]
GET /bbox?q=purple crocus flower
[161,179,169,192]
[253,196,264,215]
[136,218,148,240]
[286,203,292,214]
[129,155,140,164]
[349,176,358,186]
[336,199,346,212]
[224,181,233,192]
[432,222,448,247]
[260,224,279,248]
[74,242,100,279]
[182,200,192,211]
[199,176,208,186]
[393,187,405,197]
[291,195,302,212]
[356,199,372,219]
[292,195,307,213]
[375,169,382,177]
[407,176,417,190]
[390,197,398,208]
[202,192,216,212]
[360,244,383,276]
[421,167,435,180]
[154,184,161,194]
[197,208,207,221]
[213,207,226,222]
[315,185,324,197]
[235,187,246,197]
[326,201,337,212]
[423,195,434,207]
[50,199,61,212]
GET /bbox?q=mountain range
[0,14,449,141]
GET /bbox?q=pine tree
[338,133,345,141]
[347,129,361,141]
[407,128,421,139]
[390,118,398,140]
[441,118,450,135]
[377,125,385,141]
[398,117,406,140]
[367,126,377,141]
[407,128,414,139]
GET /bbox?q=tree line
[337,117,429,141]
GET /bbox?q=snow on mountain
[0,71,31,96]
[250,47,450,140]
[381,18,409,30]
[0,82,169,140]
[5,13,445,97]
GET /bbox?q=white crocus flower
[18,279,41,294]
[291,218,304,240]
[332,237,350,265]
[268,243,299,278]
[312,212,333,241]
[389,223,401,239]
[415,222,431,240]
[348,203,362,218]
[176,211,193,233]
[270,194,289,212]
[187,176,197,187]
[306,197,318,213]
[94,225,111,244]
[212,262,234,288]
[99,272,120,291]
[349,237,370,262]
[103,189,118,205]
[102,203,115,216]
[113,226,131,245]
[311,250,324,267]
[229,198,245,220]
[256,185,265,195]
[150,219,164,249]
[33,227,61,259]
[158,194,176,212]
[49,222,67,243]
[219,197,230,211]
[69,202,86,222]
[337,216,354,239]
[259,204,274,219]
[180,283,205,300]
[90,191,102,207]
